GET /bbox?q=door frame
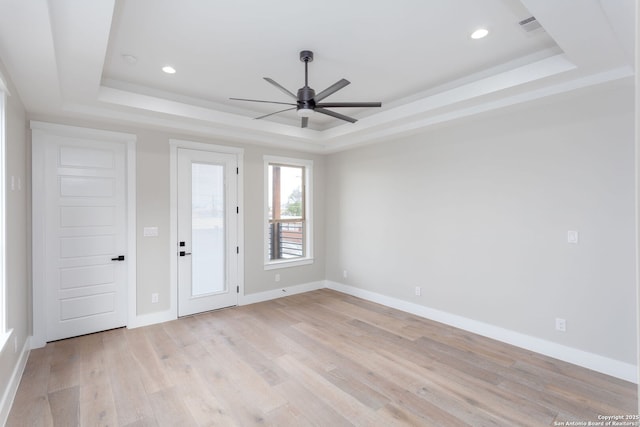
[169,139,244,318]
[31,121,137,348]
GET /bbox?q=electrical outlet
[275,273,281,282]
[415,286,421,296]
[151,293,159,304]
[555,318,566,332]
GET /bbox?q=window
[264,156,313,269]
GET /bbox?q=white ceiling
[0,0,634,152]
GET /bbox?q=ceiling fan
[230,50,382,128]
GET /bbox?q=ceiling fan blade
[264,77,297,99]
[316,102,382,108]
[301,117,309,128]
[314,79,350,102]
[230,97,296,106]
[315,107,357,123]
[254,107,296,120]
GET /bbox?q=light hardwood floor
[7,289,637,426]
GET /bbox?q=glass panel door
[177,148,238,316]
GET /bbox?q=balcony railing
[269,221,304,259]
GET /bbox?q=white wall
[24,117,326,316]
[325,78,637,365]
[136,132,326,312]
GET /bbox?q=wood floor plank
[102,330,157,426]
[289,321,468,426]
[79,382,119,427]
[47,339,82,393]
[124,327,174,394]
[7,347,54,426]
[178,340,266,426]
[7,289,637,426]
[272,380,353,427]
[147,386,197,427]
[48,386,80,427]
[276,353,376,424]
[314,296,426,340]
[199,335,288,414]
[180,383,239,427]
[261,403,308,426]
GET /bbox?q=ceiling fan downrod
[298,50,315,110]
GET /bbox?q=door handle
[179,251,192,257]
[111,255,125,261]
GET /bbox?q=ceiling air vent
[518,16,543,33]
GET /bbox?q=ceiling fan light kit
[297,108,314,118]
[231,50,382,128]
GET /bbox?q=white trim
[0,90,5,341]
[30,121,137,347]
[125,140,137,331]
[239,281,325,306]
[30,120,136,143]
[0,330,9,357]
[0,69,10,96]
[127,309,175,329]
[169,139,245,318]
[168,142,179,321]
[263,155,314,269]
[326,281,638,383]
[170,139,245,155]
[30,128,45,348]
[0,336,30,426]
[264,258,315,270]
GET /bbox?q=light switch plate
[567,230,579,244]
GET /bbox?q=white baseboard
[128,309,177,329]
[326,281,638,384]
[240,281,326,306]
[128,281,326,328]
[0,336,30,426]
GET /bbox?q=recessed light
[162,66,176,74]
[470,28,489,39]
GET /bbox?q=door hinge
[236,206,239,214]
[236,285,239,293]
[236,246,239,254]
[236,167,239,174]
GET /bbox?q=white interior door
[39,133,129,342]
[177,148,238,316]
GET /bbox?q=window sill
[264,258,314,270]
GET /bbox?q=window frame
[0,73,8,350]
[264,155,313,270]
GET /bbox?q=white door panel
[60,264,115,289]
[40,134,128,342]
[60,176,115,197]
[177,148,238,316]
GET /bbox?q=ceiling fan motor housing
[297,86,316,110]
